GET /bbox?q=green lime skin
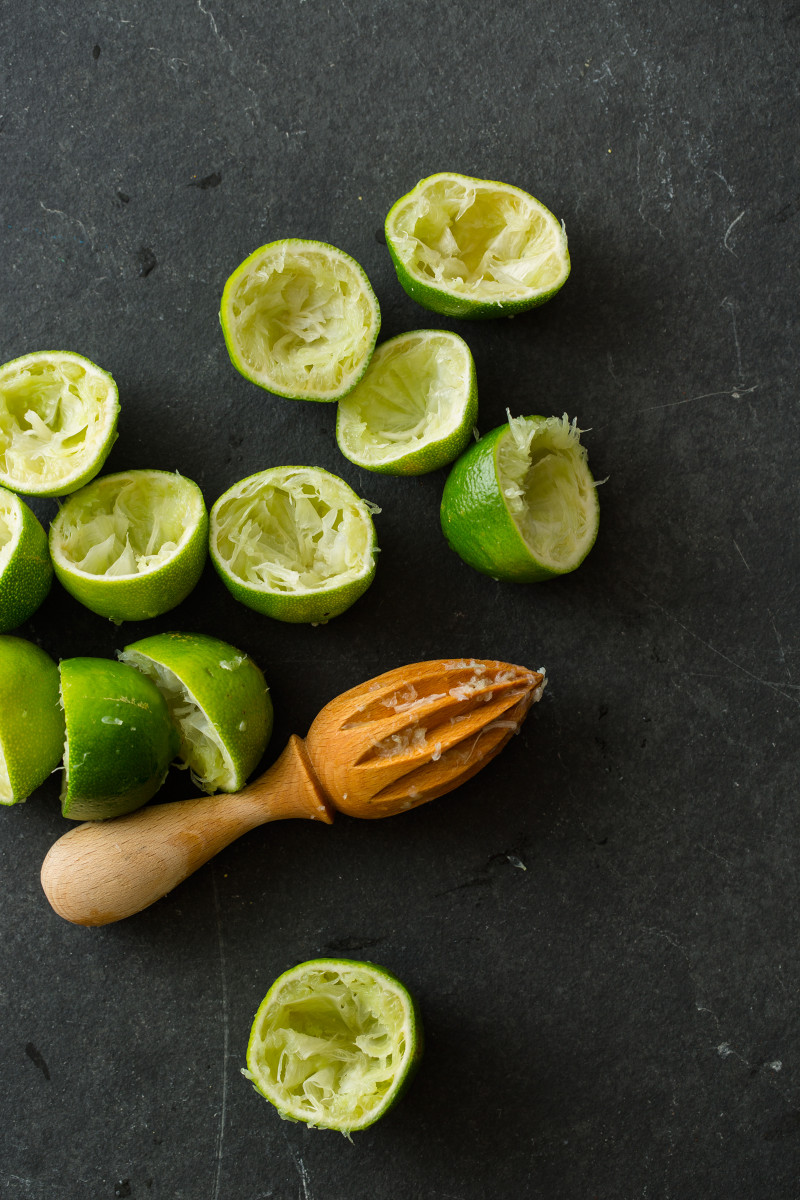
[120,631,273,792]
[0,636,65,805]
[59,657,179,821]
[440,419,599,582]
[245,957,423,1133]
[0,487,53,633]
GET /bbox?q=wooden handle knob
[40,736,333,926]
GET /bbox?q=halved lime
[0,636,65,805]
[244,958,423,1132]
[220,240,381,402]
[440,413,600,580]
[0,351,119,496]
[49,469,208,623]
[209,466,378,624]
[385,172,570,319]
[335,329,478,475]
[118,631,273,794]
[0,486,53,632]
[59,656,179,820]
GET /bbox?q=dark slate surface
[1,3,799,1197]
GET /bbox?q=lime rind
[49,470,208,622]
[0,486,53,633]
[0,636,64,805]
[0,351,119,496]
[244,958,422,1133]
[221,240,381,402]
[335,329,478,475]
[210,466,378,623]
[119,632,273,794]
[385,172,569,318]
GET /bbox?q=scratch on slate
[211,866,230,1200]
[723,209,746,253]
[732,539,751,572]
[197,0,232,50]
[637,383,758,413]
[39,200,94,249]
[283,1130,315,1199]
[721,296,744,383]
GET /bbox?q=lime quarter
[385,172,570,319]
[210,466,378,624]
[244,958,423,1132]
[59,656,179,821]
[0,351,119,496]
[441,413,600,581]
[0,635,65,805]
[119,631,273,794]
[220,240,381,402]
[49,469,208,623]
[336,329,478,475]
[0,486,53,632]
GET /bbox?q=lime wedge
[49,469,208,623]
[210,466,378,624]
[0,351,119,496]
[0,635,65,805]
[59,656,179,820]
[0,486,53,632]
[119,632,273,794]
[244,958,423,1132]
[335,329,478,475]
[220,240,381,401]
[441,413,600,580]
[385,172,570,318]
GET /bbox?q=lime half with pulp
[119,631,273,794]
[49,469,208,623]
[0,486,53,632]
[210,466,378,624]
[59,656,179,820]
[441,413,599,580]
[0,351,119,496]
[336,329,478,475]
[0,635,65,805]
[244,958,423,1133]
[221,240,381,401]
[385,172,570,319]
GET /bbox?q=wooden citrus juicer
[41,658,546,926]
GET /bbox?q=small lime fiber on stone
[49,469,208,622]
[0,486,53,632]
[244,958,423,1133]
[385,172,569,319]
[0,635,65,805]
[210,466,378,624]
[440,412,600,581]
[119,631,273,794]
[220,239,381,401]
[336,329,478,475]
[0,351,119,497]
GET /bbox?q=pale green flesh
[0,738,12,802]
[497,415,598,570]
[0,497,18,573]
[338,332,471,465]
[390,175,568,300]
[0,357,114,489]
[226,245,377,397]
[52,475,199,578]
[118,650,234,793]
[213,469,373,595]
[246,965,411,1129]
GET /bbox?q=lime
[59,656,179,820]
[335,329,478,475]
[118,631,273,794]
[0,351,119,496]
[49,469,208,623]
[0,486,53,632]
[0,636,65,805]
[209,466,378,624]
[385,172,570,319]
[220,240,381,402]
[440,413,600,581]
[244,958,423,1133]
